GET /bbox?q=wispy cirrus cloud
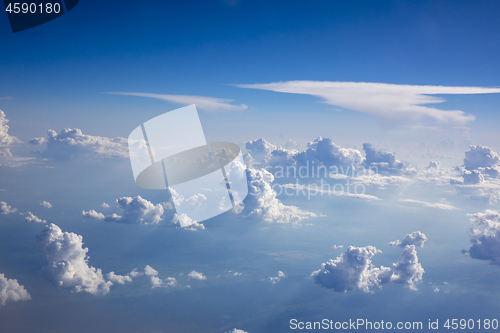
[107,92,247,112]
[236,81,500,126]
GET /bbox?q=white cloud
[268,271,286,284]
[389,231,428,248]
[398,199,458,210]
[101,202,110,208]
[464,145,500,171]
[466,210,500,266]
[332,245,343,249]
[237,81,500,125]
[28,137,45,145]
[239,168,318,224]
[82,210,105,220]
[188,270,207,280]
[391,245,425,290]
[171,213,205,230]
[23,211,46,223]
[40,128,128,160]
[226,329,248,333]
[0,110,21,147]
[0,201,17,214]
[312,246,393,293]
[106,272,132,285]
[84,196,164,225]
[108,92,248,112]
[143,265,178,288]
[40,201,52,208]
[0,273,31,306]
[363,143,411,176]
[36,223,112,295]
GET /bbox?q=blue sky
[2,1,500,332]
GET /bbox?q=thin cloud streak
[107,92,248,112]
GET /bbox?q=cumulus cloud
[0,201,17,214]
[0,110,21,147]
[101,202,110,208]
[332,245,343,249]
[363,143,411,176]
[39,128,128,160]
[312,246,393,293]
[312,244,425,292]
[238,168,317,224]
[464,146,500,171]
[23,211,46,223]
[36,223,112,295]
[389,231,428,248]
[40,201,52,208]
[237,81,500,125]
[391,245,425,290]
[106,272,132,285]
[82,210,105,220]
[226,329,248,333]
[466,210,500,266]
[268,271,286,284]
[108,92,248,112]
[28,137,45,145]
[83,196,164,225]
[171,213,205,230]
[188,270,207,280]
[0,273,31,306]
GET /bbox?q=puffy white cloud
[142,265,178,288]
[84,196,165,225]
[238,168,317,224]
[312,243,425,292]
[0,273,31,306]
[40,128,128,160]
[237,81,500,125]
[268,271,286,284]
[464,145,500,171]
[363,143,411,176]
[23,211,46,223]
[28,137,45,145]
[462,169,484,185]
[171,213,205,230]
[226,329,248,333]
[106,272,132,285]
[82,210,105,220]
[36,223,112,295]
[466,210,500,265]
[389,231,428,248]
[108,92,247,112]
[295,137,364,169]
[332,245,343,249]
[101,202,110,208]
[40,201,52,208]
[426,161,440,170]
[188,270,207,280]
[0,201,17,214]
[391,245,425,290]
[312,246,393,293]
[0,110,21,147]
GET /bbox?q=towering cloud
[391,245,425,290]
[239,168,317,224]
[36,223,112,295]
[466,210,500,266]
